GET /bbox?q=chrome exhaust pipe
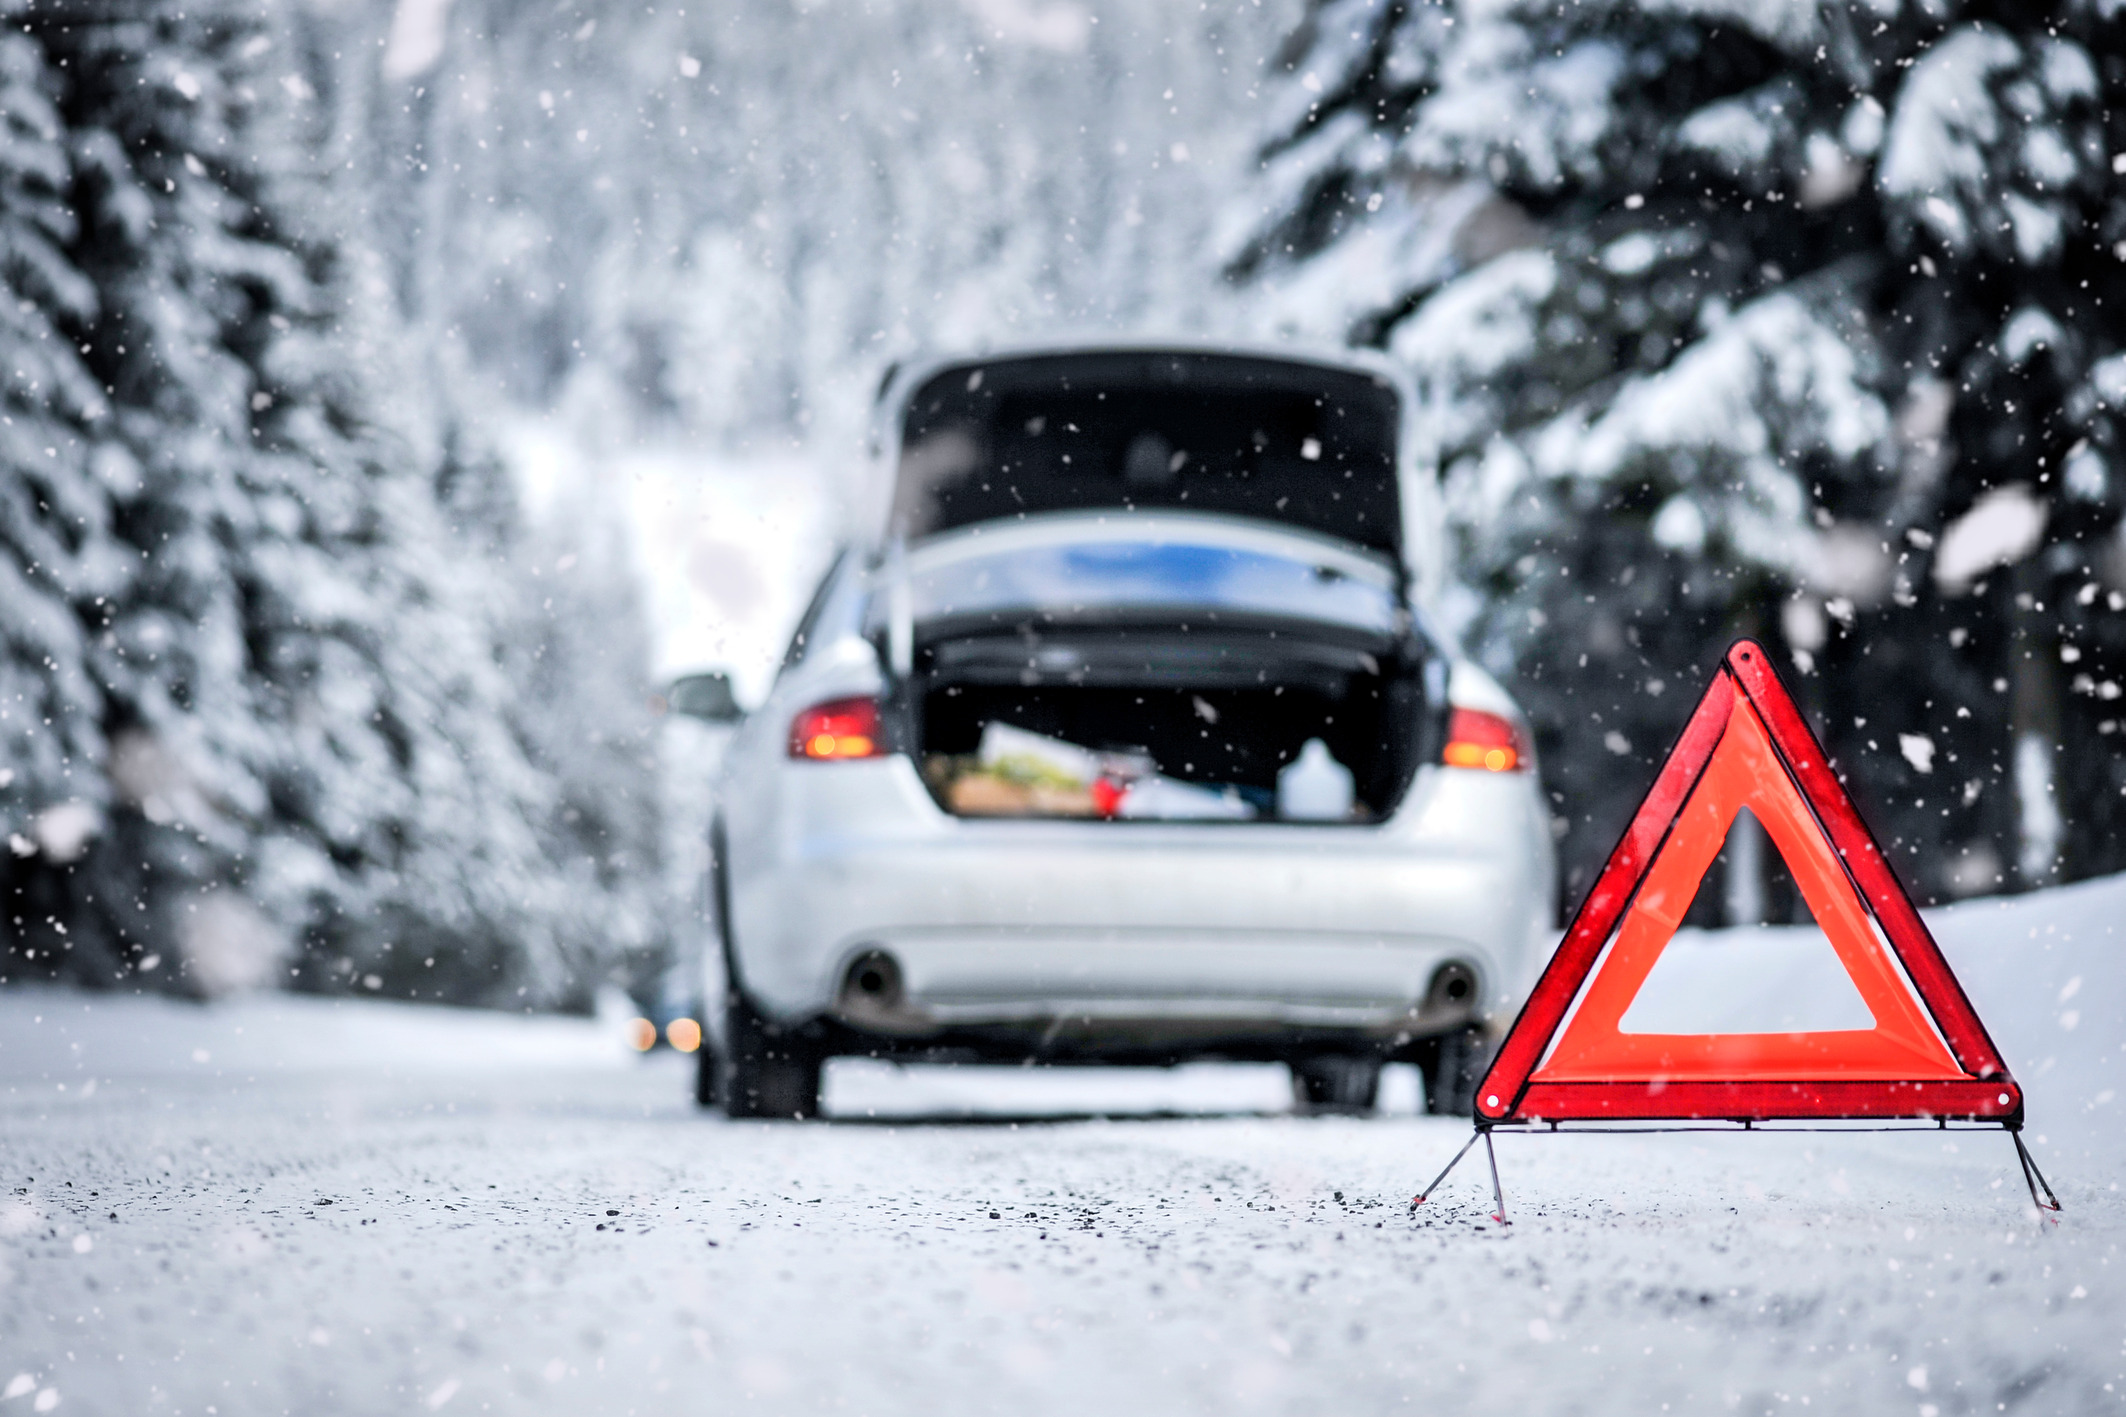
[833,949,937,1037]
[842,949,903,1009]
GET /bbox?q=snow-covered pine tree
[508,483,665,1002]
[3,0,657,1005]
[0,23,120,963]
[2,0,292,987]
[1237,0,2126,910]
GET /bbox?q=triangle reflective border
[1476,640,2021,1125]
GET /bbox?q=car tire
[693,1034,722,1109]
[720,991,822,1120]
[1422,1026,1488,1117]
[1290,1055,1381,1113]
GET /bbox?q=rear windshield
[875,533,1400,639]
[892,350,1403,559]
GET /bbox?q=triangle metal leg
[2011,1130,2062,1224]
[1409,1128,1482,1213]
[1484,1129,1510,1225]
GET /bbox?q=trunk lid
[889,348,1406,563]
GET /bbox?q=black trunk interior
[908,626,1438,820]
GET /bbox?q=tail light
[1442,707,1529,773]
[789,696,883,760]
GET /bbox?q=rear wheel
[1289,1055,1381,1113]
[692,1035,721,1109]
[1422,1026,1488,1117]
[720,991,822,1120]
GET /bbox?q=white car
[696,344,1555,1117]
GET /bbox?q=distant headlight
[1443,707,1530,773]
[666,1017,702,1053]
[625,1017,658,1052]
[789,696,883,760]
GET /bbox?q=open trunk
[879,348,1434,823]
[904,622,1439,823]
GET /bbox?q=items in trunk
[1276,738,1356,821]
[924,721,1362,822]
[908,612,1431,822]
[929,722,1104,817]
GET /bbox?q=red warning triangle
[1476,640,2021,1125]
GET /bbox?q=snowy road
[4,876,2125,1416]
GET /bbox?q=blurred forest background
[4,0,2124,1006]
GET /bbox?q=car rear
[708,346,1555,1113]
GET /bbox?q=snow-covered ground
[2,875,2121,1415]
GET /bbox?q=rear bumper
[723,754,1555,1046]
[832,925,1483,1037]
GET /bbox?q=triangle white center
[1617,811,1878,1034]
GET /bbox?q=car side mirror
[661,671,744,724]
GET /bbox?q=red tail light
[1443,707,1529,773]
[789,696,884,760]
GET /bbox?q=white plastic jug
[1277,738,1354,821]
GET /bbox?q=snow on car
[694,345,1557,1118]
